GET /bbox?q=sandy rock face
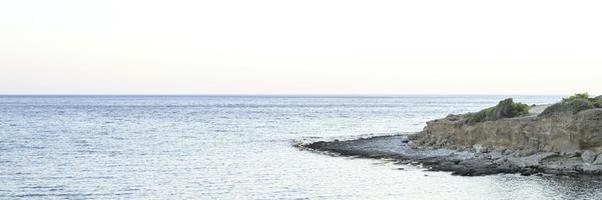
[410,107,602,175]
[413,108,602,156]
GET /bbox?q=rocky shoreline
[298,134,602,176]
[298,94,602,176]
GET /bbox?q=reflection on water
[1,95,601,199]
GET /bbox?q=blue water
[1,95,601,199]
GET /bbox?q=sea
[1,95,601,199]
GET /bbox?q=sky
[1,0,601,95]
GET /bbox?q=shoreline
[297,134,602,176]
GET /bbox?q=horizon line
[0,93,569,97]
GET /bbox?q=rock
[494,98,529,119]
[465,98,529,123]
[519,149,537,157]
[520,168,537,176]
[502,149,514,155]
[493,155,531,169]
[582,150,596,163]
[408,141,418,149]
[578,163,602,175]
[562,150,581,157]
[521,152,558,167]
[484,150,503,160]
[400,136,410,143]
[301,134,602,176]
[472,144,488,153]
[415,106,602,154]
[539,99,593,117]
[593,154,602,165]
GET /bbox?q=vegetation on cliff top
[464,98,529,123]
[540,93,602,117]
[460,93,602,122]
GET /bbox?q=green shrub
[510,102,530,116]
[465,107,494,123]
[595,95,602,108]
[465,98,529,123]
[562,93,590,102]
[540,93,601,116]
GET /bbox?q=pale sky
[1,0,601,95]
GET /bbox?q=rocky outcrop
[464,98,529,123]
[540,99,600,117]
[412,96,602,175]
[300,94,602,176]
[414,108,602,154]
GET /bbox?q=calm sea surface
[1,95,602,199]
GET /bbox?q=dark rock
[298,134,602,176]
[594,154,602,165]
[563,151,581,158]
[502,149,514,155]
[520,169,536,176]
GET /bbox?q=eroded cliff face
[413,108,602,155]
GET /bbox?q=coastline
[297,134,602,176]
[297,95,602,177]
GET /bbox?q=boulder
[581,150,597,163]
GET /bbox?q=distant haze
[1,0,601,95]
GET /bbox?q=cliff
[413,94,602,163]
